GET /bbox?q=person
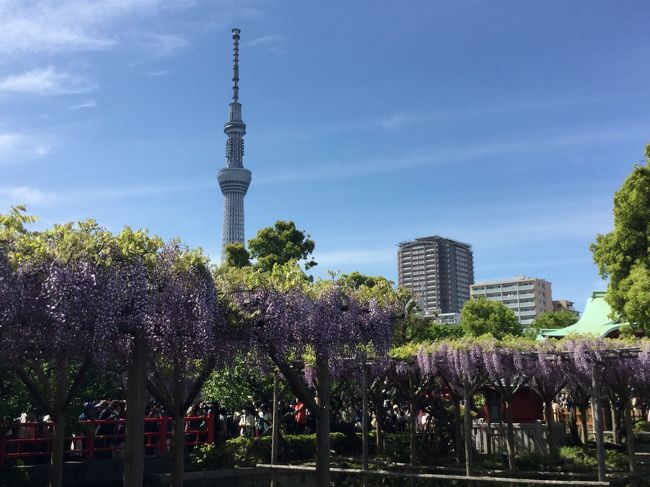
[16,413,32,440]
[239,408,255,437]
[113,401,126,457]
[95,400,115,458]
[294,399,307,434]
[78,402,95,421]
[393,405,405,432]
[257,404,272,436]
[144,403,162,454]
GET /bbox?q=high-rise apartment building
[397,236,474,316]
[470,276,553,326]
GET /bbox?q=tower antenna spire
[231,28,240,102]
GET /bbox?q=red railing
[1,414,215,465]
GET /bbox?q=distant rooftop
[398,235,472,248]
[538,291,624,339]
[472,275,548,286]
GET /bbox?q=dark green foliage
[339,272,391,289]
[460,298,521,339]
[426,324,465,342]
[189,433,357,469]
[514,451,547,470]
[248,221,316,271]
[525,310,579,339]
[591,144,650,329]
[0,364,119,435]
[190,432,456,470]
[223,242,251,268]
[378,433,451,465]
[393,315,464,347]
[558,446,628,471]
[202,355,274,412]
[0,367,37,426]
[633,420,650,432]
[0,462,32,487]
[533,310,579,330]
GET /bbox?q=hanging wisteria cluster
[7,257,112,364]
[146,243,225,362]
[413,336,650,477]
[0,217,234,487]
[0,248,16,340]
[232,281,397,380]
[417,337,650,392]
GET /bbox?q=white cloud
[0,186,49,205]
[0,0,191,55]
[0,132,55,162]
[0,181,213,205]
[145,70,170,77]
[375,113,411,131]
[256,122,650,185]
[69,99,97,110]
[129,32,188,58]
[245,34,286,53]
[0,67,96,96]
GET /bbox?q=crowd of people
[14,388,649,463]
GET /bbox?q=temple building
[538,291,626,339]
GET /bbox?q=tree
[592,144,650,329]
[107,227,161,487]
[248,220,316,271]
[339,271,388,289]
[145,243,227,487]
[418,338,488,476]
[526,310,580,338]
[1,209,170,487]
[526,340,566,459]
[481,338,530,471]
[460,298,521,340]
[223,242,251,268]
[0,248,16,349]
[203,354,274,412]
[533,310,579,330]
[2,220,117,487]
[219,263,397,487]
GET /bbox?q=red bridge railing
[1,414,215,465]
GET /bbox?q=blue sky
[1,0,649,311]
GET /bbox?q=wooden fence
[472,421,565,456]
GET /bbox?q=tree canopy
[223,241,251,267]
[592,144,650,329]
[248,220,316,271]
[339,271,390,289]
[459,297,521,340]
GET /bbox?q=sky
[1,0,649,311]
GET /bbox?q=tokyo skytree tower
[218,28,252,261]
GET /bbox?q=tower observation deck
[218,28,251,260]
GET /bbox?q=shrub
[189,432,360,470]
[515,451,546,470]
[558,446,628,472]
[0,462,32,487]
[633,421,650,432]
[372,433,449,465]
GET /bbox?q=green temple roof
[538,291,625,339]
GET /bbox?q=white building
[470,276,553,326]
